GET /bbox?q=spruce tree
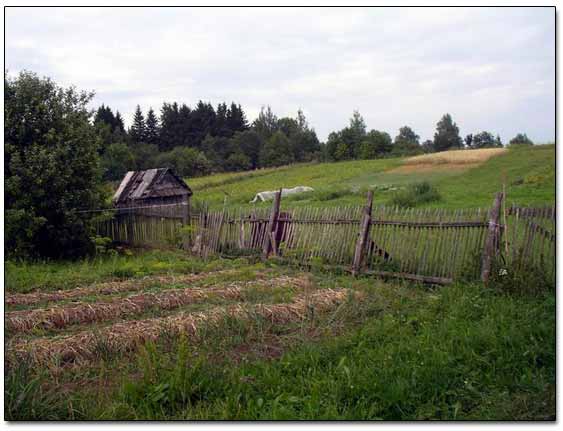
[129,105,146,145]
[145,107,160,147]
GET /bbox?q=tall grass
[388,181,441,208]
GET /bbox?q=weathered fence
[94,192,555,285]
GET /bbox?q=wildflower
[499,268,508,276]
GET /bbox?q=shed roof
[113,168,192,204]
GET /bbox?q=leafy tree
[421,139,435,153]
[101,142,136,181]
[231,130,264,169]
[156,147,211,177]
[464,134,473,149]
[145,107,160,147]
[359,130,393,159]
[393,126,422,156]
[260,131,294,167]
[5,71,104,259]
[252,106,279,141]
[129,105,146,145]
[471,131,502,149]
[131,143,159,170]
[509,133,533,146]
[433,114,463,152]
[224,151,251,172]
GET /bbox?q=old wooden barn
[113,168,193,221]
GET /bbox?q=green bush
[389,182,441,208]
[5,71,105,259]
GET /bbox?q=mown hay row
[6,275,309,334]
[5,269,245,307]
[7,289,349,367]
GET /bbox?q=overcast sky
[5,6,555,143]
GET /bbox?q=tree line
[5,70,536,259]
[98,102,535,181]
[324,111,533,162]
[96,103,322,181]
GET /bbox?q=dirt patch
[7,289,351,367]
[5,269,254,307]
[6,275,309,335]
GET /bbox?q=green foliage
[489,258,554,296]
[389,182,441,208]
[433,114,463,152]
[5,359,79,420]
[4,249,213,294]
[393,126,422,156]
[112,283,554,420]
[131,143,160,171]
[101,142,136,180]
[129,105,146,145]
[359,130,393,159]
[509,133,533,147]
[156,146,211,178]
[469,131,502,149]
[260,131,295,167]
[5,70,105,259]
[91,235,117,257]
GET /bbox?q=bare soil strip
[7,289,349,366]
[6,275,308,334]
[5,269,250,307]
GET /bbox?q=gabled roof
[113,168,192,204]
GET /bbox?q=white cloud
[5,6,555,143]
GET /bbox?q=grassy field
[5,145,555,420]
[187,145,554,210]
[4,250,555,420]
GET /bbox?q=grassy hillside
[187,145,554,210]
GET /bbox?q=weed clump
[388,181,441,208]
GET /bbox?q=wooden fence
[94,193,555,285]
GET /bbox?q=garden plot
[5,269,352,367]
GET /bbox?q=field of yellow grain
[404,148,507,166]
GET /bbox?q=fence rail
[94,193,555,285]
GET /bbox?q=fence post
[481,192,503,284]
[262,189,282,259]
[352,191,374,276]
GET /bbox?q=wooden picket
[94,194,555,285]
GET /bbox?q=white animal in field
[250,186,314,203]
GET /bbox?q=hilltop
[188,145,555,210]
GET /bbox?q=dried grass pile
[6,275,308,334]
[7,288,350,367]
[6,269,242,307]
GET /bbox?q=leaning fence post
[262,189,282,259]
[481,192,503,284]
[352,191,374,276]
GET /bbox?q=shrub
[389,181,441,208]
[5,71,105,259]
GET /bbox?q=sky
[5,6,555,143]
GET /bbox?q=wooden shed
[113,168,193,222]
